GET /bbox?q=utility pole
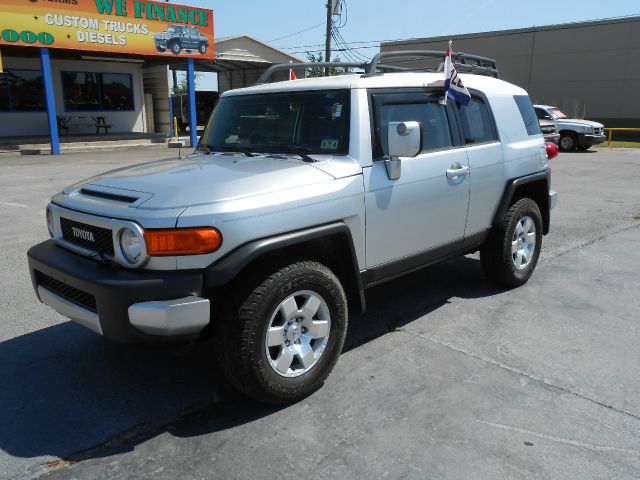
[324,1,332,76]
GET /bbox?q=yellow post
[173,116,179,141]
[608,128,612,148]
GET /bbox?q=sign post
[187,57,197,148]
[39,47,60,155]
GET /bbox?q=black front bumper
[577,133,606,146]
[27,240,205,344]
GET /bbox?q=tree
[172,71,202,94]
[305,52,350,77]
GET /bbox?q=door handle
[446,163,470,179]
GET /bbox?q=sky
[178,0,640,90]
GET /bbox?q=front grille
[37,271,97,313]
[541,126,555,134]
[60,217,114,256]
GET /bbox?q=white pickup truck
[534,104,606,152]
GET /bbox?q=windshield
[199,89,350,156]
[550,108,568,119]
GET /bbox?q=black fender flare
[204,222,366,312]
[492,170,551,234]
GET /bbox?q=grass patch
[594,141,640,149]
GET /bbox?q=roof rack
[254,50,499,85]
[366,50,499,77]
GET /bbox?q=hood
[64,153,334,210]
[556,118,604,128]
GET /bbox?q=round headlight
[119,228,142,263]
[46,206,54,238]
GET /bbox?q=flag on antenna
[442,41,471,105]
[289,60,297,80]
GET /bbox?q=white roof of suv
[223,72,527,97]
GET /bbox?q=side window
[456,97,497,145]
[514,95,541,136]
[376,101,453,156]
[534,108,547,120]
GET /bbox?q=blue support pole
[186,58,197,148]
[168,93,174,138]
[39,47,60,155]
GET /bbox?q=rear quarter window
[514,95,542,136]
[455,96,497,144]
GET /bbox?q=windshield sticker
[321,139,339,150]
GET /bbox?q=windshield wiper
[269,143,316,163]
[221,145,254,157]
[196,144,213,154]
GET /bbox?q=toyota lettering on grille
[71,226,95,242]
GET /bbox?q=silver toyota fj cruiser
[27,52,557,404]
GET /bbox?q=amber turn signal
[144,227,222,256]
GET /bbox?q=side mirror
[385,121,421,180]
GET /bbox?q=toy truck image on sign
[0,0,215,60]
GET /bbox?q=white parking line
[1,202,28,208]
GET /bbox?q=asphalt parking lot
[1,147,639,479]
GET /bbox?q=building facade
[381,16,640,126]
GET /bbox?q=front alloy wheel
[559,133,576,151]
[265,290,331,377]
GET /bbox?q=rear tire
[170,41,181,55]
[198,42,207,54]
[481,198,543,288]
[215,261,348,405]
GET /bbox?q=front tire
[198,42,207,54]
[559,132,577,151]
[215,261,348,404]
[481,198,543,288]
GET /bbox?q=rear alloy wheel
[215,261,348,404]
[559,132,577,151]
[481,198,543,288]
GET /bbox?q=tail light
[545,142,559,160]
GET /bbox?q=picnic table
[57,115,111,136]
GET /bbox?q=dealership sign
[0,0,215,60]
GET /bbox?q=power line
[267,21,326,43]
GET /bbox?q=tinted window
[0,75,9,110]
[456,97,496,144]
[534,108,549,120]
[63,72,133,111]
[63,72,101,111]
[0,69,45,111]
[514,95,541,136]
[200,90,350,155]
[377,101,452,155]
[101,74,133,110]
